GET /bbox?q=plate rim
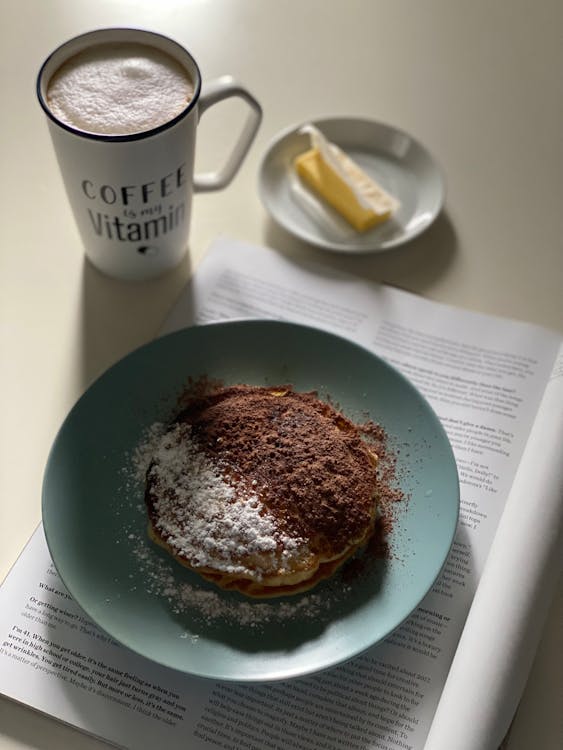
[258,115,446,253]
[42,319,460,681]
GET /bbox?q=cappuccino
[46,42,194,136]
[38,28,261,279]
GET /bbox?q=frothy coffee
[46,42,194,136]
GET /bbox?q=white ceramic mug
[37,28,262,281]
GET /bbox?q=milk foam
[46,42,194,135]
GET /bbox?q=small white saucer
[258,117,445,253]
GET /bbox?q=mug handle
[193,75,262,192]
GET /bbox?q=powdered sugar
[131,421,166,480]
[120,418,346,628]
[146,423,307,579]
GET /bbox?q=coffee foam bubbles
[46,42,194,136]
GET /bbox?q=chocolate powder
[173,385,378,552]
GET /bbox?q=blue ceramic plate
[42,320,459,681]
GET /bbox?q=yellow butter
[293,126,399,233]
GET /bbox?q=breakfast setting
[1,3,562,750]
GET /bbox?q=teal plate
[42,320,459,682]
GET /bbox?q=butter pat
[294,125,399,232]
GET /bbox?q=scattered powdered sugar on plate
[127,527,333,628]
[120,421,340,629]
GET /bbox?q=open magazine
[1,236,561,750]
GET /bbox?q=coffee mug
[37,28,262,281]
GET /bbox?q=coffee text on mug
[81,162,187,242]
[81,164,186,206]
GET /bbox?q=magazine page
[0,528,209,750]
[163,236,563,746]
[425,347,563,749]
[164,237,560,575]
[1,236,560,750]
[0,527,513,750]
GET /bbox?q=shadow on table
[263,209,458,296]
[0,697,110,750]
[78,250,194,392]
[77,209,455,393]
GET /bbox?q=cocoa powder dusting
[169,379,405,575]
[174,385,378,554]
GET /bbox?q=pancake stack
[145,385,378,597]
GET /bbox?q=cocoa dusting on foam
[122,378,405,626]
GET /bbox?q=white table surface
[1,1,561,748]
